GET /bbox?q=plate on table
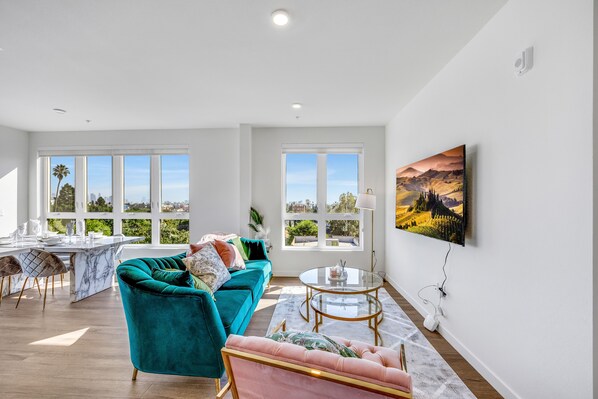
[41,237,62,246]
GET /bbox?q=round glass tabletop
[310,292,382,321]
[299,267,383,294]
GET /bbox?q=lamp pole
[370,208,375,273]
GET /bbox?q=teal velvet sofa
[116,238,272,380]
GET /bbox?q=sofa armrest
[117,277,229,378]
[240,238,269,261]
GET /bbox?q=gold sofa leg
[214,378,221,393]
[132,367,138,381]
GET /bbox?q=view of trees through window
[45,154,189,245]
[284,152,361,248]
[50,157,76,212]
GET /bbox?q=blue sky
[88,156,112,201]
[286,153,358,204]
[51,155,189,204]
[161,155,189,203]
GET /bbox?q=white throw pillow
[183,243,231,291]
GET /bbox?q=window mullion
[75,157,86,223]
[150,155,161,245]
[317,154,327,248]
[113,156,124,235]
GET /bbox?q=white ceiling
[0,0,506,132]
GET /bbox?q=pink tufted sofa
[217,331,412,399]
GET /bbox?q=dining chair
[16,249,70,311]
[0,256,23,306]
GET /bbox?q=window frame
[281,147,364,251]
[41,153,190,248]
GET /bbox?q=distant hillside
[397,167,422,178]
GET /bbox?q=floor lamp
[356,188,376,273]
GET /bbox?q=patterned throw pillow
[188,240,238,269]
[266,331,360,358]
[183,243,231,291]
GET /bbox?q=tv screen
[395,145,466,246]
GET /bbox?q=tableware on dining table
[66,221,74,243]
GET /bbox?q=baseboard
[385,274,521,399]
[271,270,310,278]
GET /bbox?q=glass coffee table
[310,292,383,346]
[298,267,384,323]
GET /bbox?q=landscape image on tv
[395,145,465,246]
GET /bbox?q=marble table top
[0,247,32,257]
[0,236,143,253]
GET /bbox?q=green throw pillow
[266,331,360,358]
[162,268,215,301]
[152,268,194,288]
[230,237,249,261]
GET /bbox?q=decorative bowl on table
[328,264,348,281]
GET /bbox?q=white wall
[0,125,29,236]
[252,127,385,276]
[385,0,593,398]
[28,128,240,258]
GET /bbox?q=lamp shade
[355,189,376,210]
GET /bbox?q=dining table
[0,235,143,302]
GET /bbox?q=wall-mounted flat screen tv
[395,145,466,246]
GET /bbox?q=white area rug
[266,286,476,399]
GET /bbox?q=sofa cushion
[221,269,264,301]
[245,260,272,283]
[151,269,194,288]
[214,290,253,335]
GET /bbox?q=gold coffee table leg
[300,286,312,322]
[374,314,379,346]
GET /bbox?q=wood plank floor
[0,277,501,398]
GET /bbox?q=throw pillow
[188,240,237,268]
[266,331,361,358]
[187,242,208,256]
[230,237,249,261]
[162,268,215,300]
[152,269,194,288]
[183,243,231,291]
[212,240,236,267]
[227,242,246,271]
[199,232,238,243]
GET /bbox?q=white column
[239,124,252,238]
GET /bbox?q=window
[49,156,76,213]
[42,153,189,246]
[87,156,113,212]
[124,155,151,213]
[282,149,362,250]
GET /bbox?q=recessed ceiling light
[272,9,289,26]
[292,103,302,109]
[53,108,66,114]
